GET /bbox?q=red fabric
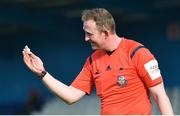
[71,38,163,115]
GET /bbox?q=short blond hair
[81,8,116,33]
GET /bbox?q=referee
[23,8,174,115]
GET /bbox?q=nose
[85,36,90,42]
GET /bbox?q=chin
[91,47,96,50]
[91,44,100,50]
[91,47,100,50]
[91,45,97,49]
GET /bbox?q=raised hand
[22,45,46,76]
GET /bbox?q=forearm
[154,92,174,115]
[41,72,85,104]
[22,47,85,104]
[149,83,174,115]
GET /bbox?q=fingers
[22,50,32,67]
[29,52,39,59]
[22,46,38,60]
[23,48,32,55]
[22,46,44,71]
[22,45,34,68]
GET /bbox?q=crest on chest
[117,75,128,87]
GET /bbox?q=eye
[85,32,93,37]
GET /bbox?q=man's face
[83,20,106,50]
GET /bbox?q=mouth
[88,40,98,48]
[90,42,96,46]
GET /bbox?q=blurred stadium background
[0,0,180,115]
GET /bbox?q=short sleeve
[132,48,163,88]
[71,57,94,95]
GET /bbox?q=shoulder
[88,50,105,64]
[122,38,144,51]
[121,38,145,57]
[123,38,155,62]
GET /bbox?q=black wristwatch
[38,71,47,79]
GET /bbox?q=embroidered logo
[117,76,128,87]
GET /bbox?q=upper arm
[71,57,94,95]
[149,82,166,98]
[131,47,163,87]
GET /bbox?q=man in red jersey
[22,8,173,115]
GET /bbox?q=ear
[103,30,109,37]
[102,25,110,37]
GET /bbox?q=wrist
[38,70,47,79]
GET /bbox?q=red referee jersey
[71,38,163,115]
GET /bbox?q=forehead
[83,20,97,32]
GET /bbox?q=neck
[105,34,122,52]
